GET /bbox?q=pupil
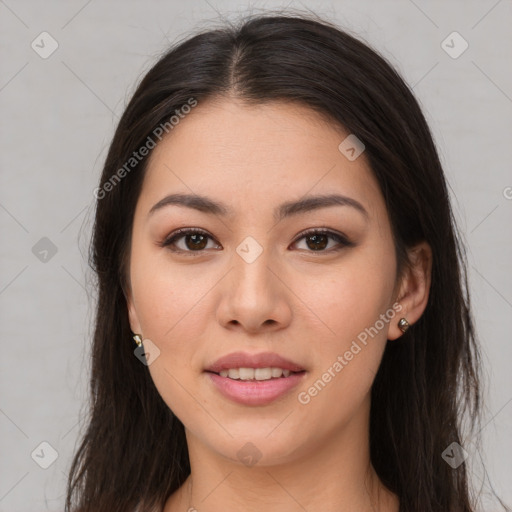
[184,233,328,251]
[186,234,207,250]
[307,234,328,250]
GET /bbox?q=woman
[65,12,501,512]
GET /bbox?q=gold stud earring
[133,333,143,347]
[398,318,410,333]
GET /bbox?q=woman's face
[126,97,406,465]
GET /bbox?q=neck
[181,462,397,512]
[165,397,399,512]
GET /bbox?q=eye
[160,228,221,255]
[160,227,354,256]
[292,228,354,252]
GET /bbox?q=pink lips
[204,351,306,406]
[205,351,305,373]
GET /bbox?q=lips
[204,351,305,374]
[207,371,306,406]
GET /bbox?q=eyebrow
[148,192,369,222]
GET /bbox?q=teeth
[228,368,239,379]
[271,367,282,378]
[255,368,271,380]
[239,367,254,380]
[217,367,295,380]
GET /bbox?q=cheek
[130,252,213,426]
[292,267,394,432]
[290,244,397,407]
[130,245,213,343]
[295,248,396,346]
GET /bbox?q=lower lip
[206,371,306,406]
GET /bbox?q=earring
[398,318,410,333]
[133,333,143,347]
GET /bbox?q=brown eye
[305,233,329,251]
[161,228,220,254]
[160,227,353,256]
[293,229,354,252]
[183,233,207,250]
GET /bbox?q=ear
[125,283,142,336]
[388,241,432,340]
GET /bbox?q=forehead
[138,98,384,221]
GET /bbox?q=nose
[216,247,293,335]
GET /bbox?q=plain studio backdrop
[0,1,511,510]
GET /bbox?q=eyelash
[159,227,354,256]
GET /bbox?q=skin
[126,97,432,512]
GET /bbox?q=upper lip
[205,351,305,373]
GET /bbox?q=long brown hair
[65,12,503,512]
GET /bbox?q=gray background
[1,0,511,510]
